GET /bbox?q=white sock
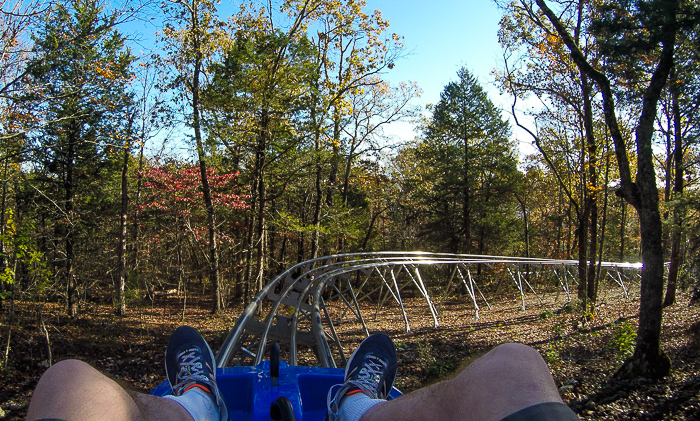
[338,392,385,421]
[163,387,220,421]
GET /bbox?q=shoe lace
[347,354,386,395]
[174,347,210,389]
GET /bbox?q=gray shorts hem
[500,401,580,421]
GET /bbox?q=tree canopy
[0,0,698,385]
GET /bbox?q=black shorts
[501,402,580,421]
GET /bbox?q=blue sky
[126,0,519,154]
[367,0,505,107]
[363,1,523,147]
[131,0,506,101]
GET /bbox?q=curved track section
[215,252,642,369]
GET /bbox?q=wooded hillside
[1,0,696,314]
[0,0,699,417]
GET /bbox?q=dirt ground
[0,285,697,420]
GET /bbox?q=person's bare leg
[27,359,192,421]
[361,343,566,421]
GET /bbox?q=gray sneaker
[165,325,229,421]
[326,333,397,421]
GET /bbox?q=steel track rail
[216,252,642,368]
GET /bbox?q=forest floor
[0,285,697,420]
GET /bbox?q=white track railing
[215,252,642,368]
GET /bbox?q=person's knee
[454,343,550,388]
[42,359,94,378]
[447,343,561,420]
[481,343,549,375]
[489,343,543,364]
[36,359,97,392]
[29,360,102,420]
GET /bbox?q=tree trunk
[618,12,676,376]
[0,159,7,311]
[242,140,262,303]
[556,189,564,257]
[253,109,269,294]
[361,207,385,251]
[310,105,323,260]
[587,201,598,303]
[190,1,221,313]
[116,134,130,315]
[535,0,677,378]
[516,195,530,258]
[664,67,684,307]
[254,172,266,293]
[595,150,612,299]
[66,129,77,318]
[132,134,146,293]
[326,107,341,207]
[620,199,671,378]
[576,212,588,305]
[341,145,354,207]
[619,200,627,261]
[243,212,255,304]
[582,73,599,305]
[462,132,471,254]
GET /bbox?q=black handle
[271,342,280,386]
[270,396,296,421]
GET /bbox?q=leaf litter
[0,287,697,420]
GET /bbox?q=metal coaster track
[215,252,642,369]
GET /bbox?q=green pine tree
[26,0,135,317]
[419,67,522,255]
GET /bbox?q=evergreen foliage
[413,68,521,255]
[22,0,135,316]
